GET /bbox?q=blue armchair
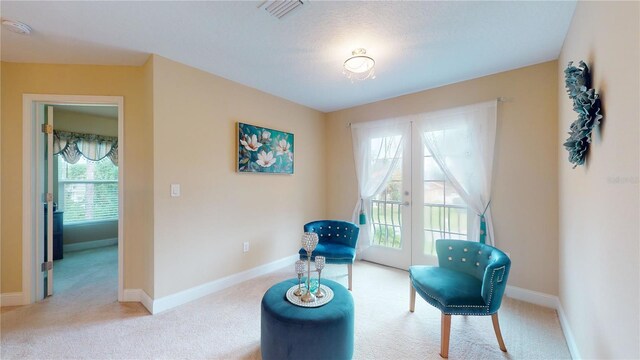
[409,239,511,358]
[299,220,359,290]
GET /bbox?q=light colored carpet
[1,245,571,359]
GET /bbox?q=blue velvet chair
[409,239,511,358]
[299,220,359,290]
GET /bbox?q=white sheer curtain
[351,119,410,253]
[415,100,497,245]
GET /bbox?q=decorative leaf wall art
[563,61,603,168]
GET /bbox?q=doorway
[361,123,471,270]
[22,95,124,304]
[48,104,120,299]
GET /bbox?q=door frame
[22,94,125,304]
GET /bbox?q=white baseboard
[122,288,153,314]
[64,238,118,253]
[152,254,299,314]
[505,285,580,359]
[0,292,24,307]
[505,285,559,309]
[556,300,581,360]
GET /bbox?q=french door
[361,123,470,270]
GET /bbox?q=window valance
[53,130,118,166]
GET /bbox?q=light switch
[170,184,180,197]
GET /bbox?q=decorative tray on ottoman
[285,284,334,308]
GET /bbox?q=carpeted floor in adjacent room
[1,245,571,359]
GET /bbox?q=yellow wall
[151,56,326,298]
[558,2,639,358]
[53,108,118,136]
[326,61,559,295]
[0,62,154,295]
[0,55,325,300]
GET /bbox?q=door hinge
[41,124,53,134]
[41,261,53,272]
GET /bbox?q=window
[423,130,469,255]
[369,135,403,249]
[57,156,118,224]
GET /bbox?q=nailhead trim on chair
[412,277,489,313]
[496,266,505,283]
[486,265,505,311]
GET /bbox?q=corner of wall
[143,54,156,299]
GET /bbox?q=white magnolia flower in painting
[262,131,271,140]
[240,134,262,152]
[256,151,276,167]
[276,139,291,155]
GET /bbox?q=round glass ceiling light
[343,48,376,82]
[2,19,32,35]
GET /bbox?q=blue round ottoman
[261,278,354,360]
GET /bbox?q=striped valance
[53,130,118,166]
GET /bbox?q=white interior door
[45,106,54,296]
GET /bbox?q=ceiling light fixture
[1,19,32,35]
[343,48,376,82]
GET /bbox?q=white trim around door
[22,94,125,304]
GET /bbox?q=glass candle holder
[294,260,305,296]
[315,256,326,298]
[301,232,319,253]
[300,232,319,303]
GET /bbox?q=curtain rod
[346,97,508,128]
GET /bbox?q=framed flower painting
[237,122,294,174]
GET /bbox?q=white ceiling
[1,1,576,112]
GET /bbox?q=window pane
[58,156,118,224]
[421,130,469,256]
[424,181,445,204]
[370,135,403,249]
[63,183,118,223]
[444,184,465,206]
[58,157,118,181]
[424,156,444,181]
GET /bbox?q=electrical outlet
[243,242,250,253]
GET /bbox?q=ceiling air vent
[257,0,304,19]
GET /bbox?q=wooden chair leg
[347,263,353,290]
[409,282,416,312]
[491,313,507,352]
[440,313,451,358]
